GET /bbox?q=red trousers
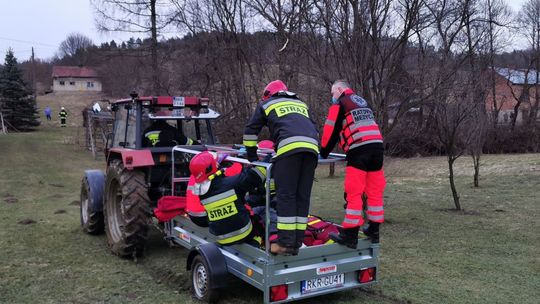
[342,166,386,228]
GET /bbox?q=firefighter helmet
[189,151,218,183]
[262,80,287,100]
[257,140,274,150]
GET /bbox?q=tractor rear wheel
[104,160,152,257]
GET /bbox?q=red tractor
[79,92,220,257]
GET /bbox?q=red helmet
[257,140,274,150]
[189,151,218,183]
[262,80,287,100]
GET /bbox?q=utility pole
[31,47,36,93]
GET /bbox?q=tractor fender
[186,243,229,289]
[108,148,155,170]
[83,170,105,213]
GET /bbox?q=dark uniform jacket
[199,166,266,245]
[243,93,319,161]
[143,120,196,147]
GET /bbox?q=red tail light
[125,156,133,165]
[358,267,376,283]
[270,284,288,302]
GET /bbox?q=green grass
[1,126,539,303]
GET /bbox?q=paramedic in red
[320,80,386,247]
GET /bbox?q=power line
[0,36,57,48]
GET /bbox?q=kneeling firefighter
[189,151,267,245]
[187,158,243,227]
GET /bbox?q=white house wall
[53,77,102,92]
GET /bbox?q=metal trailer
[164,146,379,303]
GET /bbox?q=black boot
[363,222,380,243]
[330,226,359,249]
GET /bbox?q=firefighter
[189,151,267,245]
[58,107,68,127]
[186,156,243,227]
[243,80,319,255]
[143,120,198,147]
[320,80,386,248]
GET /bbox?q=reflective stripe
[348,140,383,151]
[277,216,297,223]
[296,223,307,230]
[261,97,297,110]
[207,170,223,181]
[367,206,384,212]
[145,131,160,146]
[308,219,322,225]
[188,211,207,217]
[277,223,297,230]
[252,167,267,181]
[243,140,257,147]
[186,138,194,145]
[216,222,253,244]
[187,185,195,192]
[345,209,363,216]
[343,218,360,225]
[243,134,258,141]
[351,130,382,140]
[367,215,384,221]
[278,136,319,149]
[276,142,319,157]
[264,101,308,116]
[204,195,237,210]
[200,189,236,205]
[296,216,308,224]
[325,119,335,126]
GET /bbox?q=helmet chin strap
[192,180,211,195]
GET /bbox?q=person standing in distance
[58,107,68,127]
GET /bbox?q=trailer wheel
[191,254,220,303]
[104,160,152,257]
[80,171,105,235]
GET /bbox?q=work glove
[246,147,258,162]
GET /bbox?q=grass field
[0,125,539,304]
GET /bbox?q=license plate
[173,96,185,107]
[301,273,345,294]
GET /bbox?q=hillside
[36,92,110,127]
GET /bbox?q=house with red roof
[52,66,102,92]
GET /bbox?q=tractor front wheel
[104,160,152,257]
[80,171,105,235]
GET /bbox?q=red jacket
[320,89,383,158]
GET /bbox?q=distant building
[487,68,540,125]
[52,66,102,92]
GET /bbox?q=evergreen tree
[0,49,40,131]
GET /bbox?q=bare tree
[484,0,512,127]
[518,0,540,125]
[58,33,94,65]
[91,0,178,93]
[467,104,489,187]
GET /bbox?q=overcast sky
[0,0,530,62]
